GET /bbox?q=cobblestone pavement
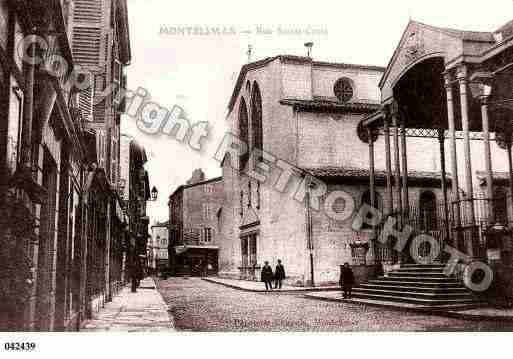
[157,277,513,332]
[81,278,174,332]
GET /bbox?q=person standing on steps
[261,261,274,291]
[339,262,355,299]
[274,259,286,289]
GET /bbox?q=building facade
[218,55,450,286]
[70,0,131,320]
[0,0,133,331]
[148,221,169,275]
[169,169,224,276]
[126,140,150,278]
[359,19,513,304]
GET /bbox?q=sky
[120,0,513,223]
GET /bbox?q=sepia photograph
[1,0,513,356]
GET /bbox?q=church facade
[218,55,453,286]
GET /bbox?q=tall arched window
[250,82,263,162]
[238,98,249,170]
[361,190,383,229]
[419,191,437,230]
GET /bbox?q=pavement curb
[80,278,176,331]
[154,277,177,330]
[204,277,513,323]
[202,277,339,293]
[303,293,513,322]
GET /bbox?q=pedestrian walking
[261,261,274,291]
[131,260,142,293]
[274,259,285,289]
[339,262,355,299]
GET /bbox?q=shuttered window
[71,0,104,67]
[74,0,102,24]
[72,26,102,66]
[76,71,94,122]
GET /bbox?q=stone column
[400,117,409,224]
[383,114,394,263]
[480,92,494,223]
[383,114,394,216]
[444,72,461,250]
[438,129,450,252]
[368,126,376,265]
[391,102,403,226]
[391,102,403,264]
[457,66,476,257]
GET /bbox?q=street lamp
[151,186,158,201]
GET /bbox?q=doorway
[240,233,257,279]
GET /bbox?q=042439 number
[4,342,36,351]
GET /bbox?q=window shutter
[93,73,107,122]
[74,0,102,24]
[72,0,110,124]
[72,26,102,66]
[76,71,94,122]
[71,0,107,70]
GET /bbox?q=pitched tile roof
[304,166,451,186]
[279,98,380,113]
[227,55,385,113]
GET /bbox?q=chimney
[187,168,206,185]
[304,42,314,58]
[246,44,253,63]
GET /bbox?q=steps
[350,264,483,310]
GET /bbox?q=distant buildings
[148,221,170,275]
[125,139,151,277]
[168,169,224,276]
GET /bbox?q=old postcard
[1,0,513,357]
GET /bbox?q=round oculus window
[334,77,354,103]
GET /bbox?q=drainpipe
[21,32,36,169]
[306,179,315,287]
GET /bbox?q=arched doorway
[419,191,438,231]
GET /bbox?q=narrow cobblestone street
[81,278,174,332]
[156,277,513,332]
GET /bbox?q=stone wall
[182,177,224,245]
[218,56,450,286]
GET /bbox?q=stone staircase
[350,264,483,310]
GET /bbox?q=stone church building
[217,55,455,286]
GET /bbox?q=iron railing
[370,194,512,263]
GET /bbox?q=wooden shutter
[71,0,111,123]
[71,0,106,68]
[72,26,101,66]
[73,0,102,23]
[76,71,94,122]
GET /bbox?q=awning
[175,245,188,255]
[174,245,219,255]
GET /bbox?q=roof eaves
[227,56,278,113]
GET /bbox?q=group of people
[260,260,286,291]
[260,260,355,299]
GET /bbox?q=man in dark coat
[261,261,274,291]
[339,262,355,299]
[274,259,286,289]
